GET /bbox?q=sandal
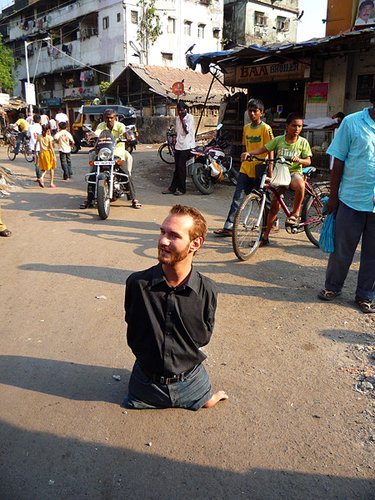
[355,297,375,314]
[259,237,269,247]
[285,213,300,226]
[213,228,232,237]
[37,178,44,188]
[80,200,94,209]
[0,229,12,237]
[132,199,142,209]
[318,288,341,301]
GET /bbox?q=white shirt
[40,114,49,126]
[54,130,74,153]
[55,112,69,124]
[175,113,195,151]
[28,123,42,151]
[49,118,57,131]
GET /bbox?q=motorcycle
[86,131,131,220]
[189,124,238,195]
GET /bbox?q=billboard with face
[354,0,375,28]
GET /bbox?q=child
[36,124,57,188]
[54,122,74,180]
[244,112,312,246]
[213,98,274,236]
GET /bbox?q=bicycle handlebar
[246,155,292,165]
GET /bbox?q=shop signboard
[307,83,329,103]
[224,60,310,86]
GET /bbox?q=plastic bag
[319,212,335,253]
[270,160,291,188]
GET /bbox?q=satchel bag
[270,160,291,188]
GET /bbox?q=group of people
[122,88,374,413]
[16,110,72,188]
[2,91,374,411]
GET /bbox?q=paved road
[1,145,374,499]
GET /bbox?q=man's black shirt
[125,263,217,376]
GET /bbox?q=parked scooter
[86,130,132,220]
[189,124,238,195]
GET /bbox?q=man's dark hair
[33,114,41,123]
[369,86,375,104]
[41,124,50,133]
[170,205,208,241]
[58,122,67,129]
[176,101,189,111]
[286,112,304,124]
[18,112,25,119]
[104,108,116,117]
[359,0,374,12]
[247,98,264,112]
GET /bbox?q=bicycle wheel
[232,192,266,261]
[158,143,175,164]
[7,144,16,161]
[24,146,34,163]
[302,184,330,247]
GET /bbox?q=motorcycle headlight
[97,147,113,161]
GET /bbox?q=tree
[0,34,15,93]
[137,0,162,64]
[99,81,111,96]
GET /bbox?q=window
[167,17,175,34]
[254,11,266,26]
[213,28,220,39]
[131,11,138,24]
[276,16,289,31]
[356,74,374,100]
[162,52,173,67]
[162,52,173,61]
[198,23,205,38]
[117,13,121,22]
[184,21,192,36]
[103,16,109,30]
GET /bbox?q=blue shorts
[123,361,212,411]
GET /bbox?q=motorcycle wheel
[97,179,110,220]
[71,143,79,154]
[192,164,214,195]
[228,168,239,186]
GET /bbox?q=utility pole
[24,37,51,115]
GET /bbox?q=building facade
[224,0,299,47]
[0,0,223,114]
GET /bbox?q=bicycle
[158,125,176,164]
[232,156,330,261]
[7,132,34,163]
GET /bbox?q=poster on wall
[306,83,329,103]
[353,0,375,29]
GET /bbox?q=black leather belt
[141,365,195,385]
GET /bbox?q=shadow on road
[0,418,374,499]
[0,355,129,403]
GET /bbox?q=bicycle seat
[303,166,316,176]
